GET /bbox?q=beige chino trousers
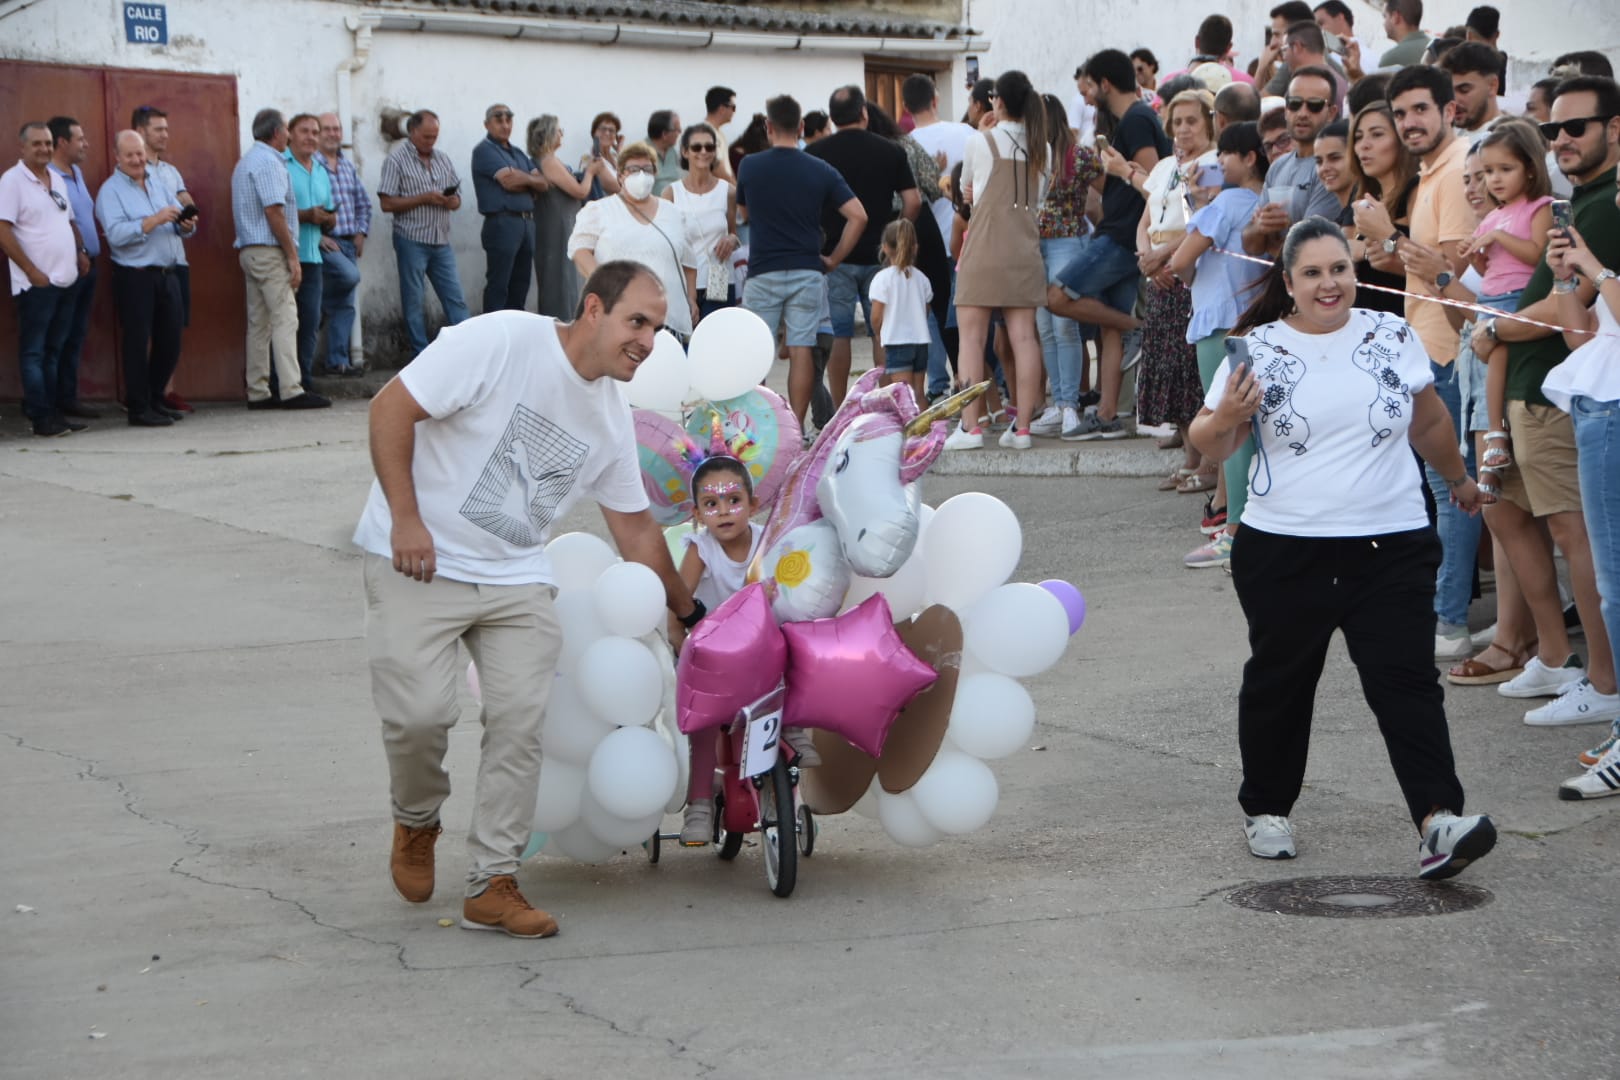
[363,555,562,895]
[239,246,306,403]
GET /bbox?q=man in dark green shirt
[1462,76,1620,723]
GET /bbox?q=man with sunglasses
[1242,67,1342,258]
[0,121,92,437]
[1460,76,1620,725]
[472,103,547,315]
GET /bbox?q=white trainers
[1244,814,1296,859]
[943,425,984,451]
[1579,721,1620,767]
[997,428,1031,450]
[1469,622,1497,650]
[1497,654,1585,699]
[1559,739,1620,800]
[1522,677,1620,726]
[1418,811,1496,880]
[1029,406,1063,436]
[1434,621,1473,660]
[1184,529,1233,569]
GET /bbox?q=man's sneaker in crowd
[128,409,173,427]
[32,415,72,437]
[1434,621,1474,661]
[1029,406,1063,436]
[1498,655,1585,699]
[281,392,332,410]
[461,875,559,938]
[1523,678,1620,727]
[1244,814,1296,859]
[998,427,1032,450]
[1184,529,1233,569]
[1063,406,1126,441]
[1200,498,1227,536]
[390,822,441,903]
[1418,811,1496,880]
[1469,622,1498,650]
[944,425,983,451]
[1559,739,1620,800]
[1579,721,1620,768]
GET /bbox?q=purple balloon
[1038,579,1086,635]
[676,583,787,734]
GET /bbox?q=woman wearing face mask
[664,122,739,320]
[1188,216,1494,880]
[568,141,700,338]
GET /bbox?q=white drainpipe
[335,15,374,369]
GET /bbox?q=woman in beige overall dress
[949,70,1052,450]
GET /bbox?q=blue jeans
[14,283,74,421]
[295,262,323,390]
[1424,359,1482,626]
[321,238,361,369]
[480,214,534,313]
[826,262,879,338]
[393,233,470,358]
[1037,235,1087,409]
[925,307,950,398]
[1572,395,1620,684]
[57,263,97,405]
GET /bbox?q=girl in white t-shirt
[1188,216,1497,881]
[868,219,934,402]
[667,455,769,845]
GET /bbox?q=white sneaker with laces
[1497,655,1585,699]
[1061,406,1080,435]
[1418,811,1496,880]
[1244,814,1296,859]
[1029,406,1063,436]
[1523,677,1620,726]
[1559,739,1620,800]
[944,425,984,451]
[1000,430,1031,450]
[1434,621,1473,660]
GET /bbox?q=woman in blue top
[1166,121,1270,567]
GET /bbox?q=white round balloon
[876,787,944,848]
[547,820,621,863]
[962,582,1070,678]
[910,750,999,835]
[554,589,607,673]
[546,532,619,593]
[579,790,665,847]
[850,775,882,819]
[577,637,664,725]
[586,725,680,821]
[593,561,665,639]
[541,676,614,766]
[532,758,588,832]
[946,673,1035,760]
[921,493,1021,612]
[687,307,774,402]
[626,329,691,411]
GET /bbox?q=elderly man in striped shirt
[315,112,366,376]
[378,109,469,358]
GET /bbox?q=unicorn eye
[834,449,850,474]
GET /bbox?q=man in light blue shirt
[46,115,102,421]
[94,130,194,427]
[284,113,336,391]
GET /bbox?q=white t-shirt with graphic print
[1205,310,1436,539]
[353,311,649,585]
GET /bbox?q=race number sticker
[741,708,782,778]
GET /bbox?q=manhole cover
[1227,875,1493,918]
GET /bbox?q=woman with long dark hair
[1188,217,1495,878]
[944,70,1050,451]
[1346,103,1418,315]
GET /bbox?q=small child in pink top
[1458,123,1554,481]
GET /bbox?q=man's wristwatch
[677,597,707,629]
[1479,318,1498,341]
[1434,270,1453,290]
[1381,234,1400,255]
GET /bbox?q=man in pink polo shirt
[0,120,91,438]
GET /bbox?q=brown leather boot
[390,822,441,903]
[461,875,559,939]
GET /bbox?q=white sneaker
[1434,621,1473,660]
[944,425,984,451]
[997,429,1031,450]
[1559,739,1620,800]
[1418,811,1496,880]
[1523,678,1620,726]
[1029,406,1063,436]
[1061,406,1080,435]
[1469,622,1497,650]
[1244,814,1296,859]
[1497,655,1585,699]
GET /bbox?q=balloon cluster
[468,532,689,865]
[625,308,776,413]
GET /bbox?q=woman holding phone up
[1189,216,1497,880]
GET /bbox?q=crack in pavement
[2,731,411,970]
[517,964,719,1076]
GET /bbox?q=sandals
[1177,468,1218,494]
[1482,430,1513,470]
[1477,465,1502,505]
[1447,645,1533,686]
[1159,466,1197,491]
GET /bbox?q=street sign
[123,3,167,45]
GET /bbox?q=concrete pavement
[1,400,1615,1079]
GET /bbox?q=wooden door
[0,61,244,401]
[864,58,951,129]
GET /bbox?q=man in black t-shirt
[1050,49,1171,439]
[807,85,919,408]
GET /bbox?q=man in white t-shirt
[356,260,702,939]
[901,74,973,401]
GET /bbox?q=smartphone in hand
[442,184,459,198]
[1550,199,1573,237]
[177,204,199,222]
[1225,337,1253,382]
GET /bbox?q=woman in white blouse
[569,142,699,337]
[663,122,739,321]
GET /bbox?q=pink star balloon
[781,594,939,758]
[676,583,787,735]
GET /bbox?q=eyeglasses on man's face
[1540,115,1615,141]
[1286,96,1330,114]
